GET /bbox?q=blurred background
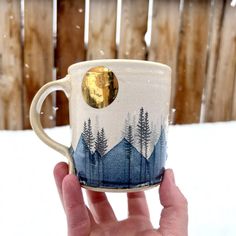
[0,0,236,235]
[0,0,236,129]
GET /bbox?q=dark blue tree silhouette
[87,118,95,152]
[126,126,134,149]
[143,112,151,182]
[137,108,152,182]
[137,107,145,155]
[137,107,145,182]
[82,118,95,184]
[144,112,151,158]
[95,131,101,154]
[82,121,88,178]
[99,128,108,156]
[95,128,108,156]
[125,125,134,186]
[95,128,108,184]
[122,113,131,138]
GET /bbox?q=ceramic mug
[30,59,171,192]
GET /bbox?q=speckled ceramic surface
[30,59,171,192]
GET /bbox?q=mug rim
[68,59,171,74]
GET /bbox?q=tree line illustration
[72,107,167,188]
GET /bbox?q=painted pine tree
[122,113,131,139]
[95,128,108,156]
[95,130,102,183]
[137,107,145,155]
[125,125,134,186]
[95,128,108,184]
[143,112,151,182]
[126,126,134,152]
[99,128,108,156]
[137,108,152,182]
[95,131,101,154]
[87,118,95,152]
[82,121,88,179]
[82,118,95,184]
[144,112,151,158]
[95,129,108,155]
[132,115,137,146]
[137,107,145,182]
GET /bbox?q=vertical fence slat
[56,0,85,126]
[205,0,236,122]
[174,0,211,124]
[23,0,54,129]
[87,0,117,60]
[204,0,224,122]
[148,0,180,111]
[118,0,148,59]
[232,74,236,120]
[0,0,22,130]
[1,0,236,130]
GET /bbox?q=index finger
[63,174,91,236]
[53,162,69,206]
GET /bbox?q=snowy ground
[0,122,236,236]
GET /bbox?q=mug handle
[29,76,75,174]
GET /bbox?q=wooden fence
[0,0,236,130]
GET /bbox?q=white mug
[30,59,171,192]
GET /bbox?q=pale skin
[54,162,188,236]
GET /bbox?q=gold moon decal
[82,66,119,109]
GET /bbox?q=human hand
[54,163,188,236]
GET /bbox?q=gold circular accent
[82,66,119,109]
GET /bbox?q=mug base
[81,182,161,192]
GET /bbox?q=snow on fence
[0,0,236,130]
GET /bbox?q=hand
[54,163,188,236]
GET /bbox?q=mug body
[68,59,171,191]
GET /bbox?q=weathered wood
[174,0,211,124]
[56,0,85,126]
[232,81,236,120]
[0,0,23,130]
[1,0,236,130]
[204,0,236,122]
[118,0,148,59]
[87,0,117,60]
[23,0,54,129]
[204,0,224,122]
[232,70,236,120]
[148,0,181,114]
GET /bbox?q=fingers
[127,192,150,218]
[54,163,95,234]
[63,174,91,236]
[86,190,117,223]
[158,169,188,236]
[53,162,68,206]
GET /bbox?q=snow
[0,122,236,236]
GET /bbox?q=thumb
[158,169,188,236]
